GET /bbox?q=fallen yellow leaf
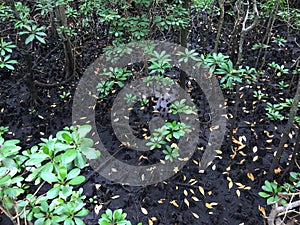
[247,173,255,181]
[184,198,190,207]
[274,167,281,174]
[170,200,179,208]
[198,186,205,196]
[192,212,200,219]
[258,205,266,216]
[205,202,218,209]
[141,207,148,215]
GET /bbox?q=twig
[281,192,296,224]
[0,204,14,221]
[12,181,46,221]
[277,209,298,217]
[267,200,300,225]
[13,204,20,225]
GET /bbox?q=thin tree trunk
[281,128,300,181]
[55,4,75,79]
[236,0,258,66]
[226,0,243,58]
[269,76,300,178]
[255,0,280,68]
[179,0,190,89]
[214,0,225,53]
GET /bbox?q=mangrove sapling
[259,172,300,225]
[0,38,17,70]
[98,208,142,225]
[0,125,99,225]
[259,180,284,205]
[6,1,44,105]
[278,81,289,89]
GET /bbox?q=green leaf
[34,213,45,219]
[173,132,181,139]
[290,172,298,181]
[74,218,85,225]
[40,171,58,183]
[35,35,46,44]
[5,64,15,70]
[2,197,14,210]
[47,186,60,199]
[64,218,74,225]
[113,209,125,220]
[25,153,48,165]
[258,192,271,198]
[74,201,85,212]
[68,176,85,185]
[40,200,49,212]
[78,125,92,138]
[61,185,72,198]
[59,166,67,180]
[282,199,288,205]
[61,149,77,164]
[79,147,100,160]
[4,187,24,197]
[74,153,86,169]
[263,180,273,192]
[66,168,81,180]
[54,142,70,152]
[25,34,35,45]
[0,167,8,177]
[63,133,73,142]
[98,219,110,225]
[267,196,277,205]
[35,218,46,225]
[11,176,24,184]
[270,182,277,191]
[104,209,113,220]
[45,219,54,225]
[0,174,11,185]
[80,138,94,148]
[76,208,89,217]
[52,216,67,223]
[2,158,17,170]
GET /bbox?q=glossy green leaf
[66,168,80,180]
[61,149,77,164]
[47,186,60,199]
[40,171,58,183]
[68,176,85,185]
[76,208,89,217]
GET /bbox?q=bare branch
[267,200,300,225]
[236,0,259,66]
